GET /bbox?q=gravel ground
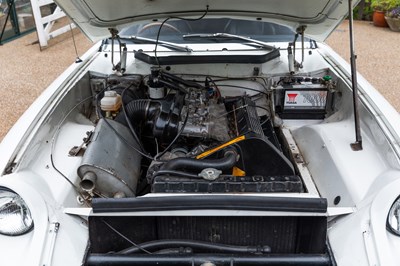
[0,20,399,141]
[326,20,400,110]
[0,27,92,140]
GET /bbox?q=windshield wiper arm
[122,35,193,52]
[183,33,275,50]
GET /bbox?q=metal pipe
[301,27,304,68]
[80,172,97,193]
[121,44,127,73]
[348,0,363,151]
[287,46,295,74]
[0,0,14,44]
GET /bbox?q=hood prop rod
[348,0,363,151]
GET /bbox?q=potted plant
[369,0,400,27]
[385,7,400,31]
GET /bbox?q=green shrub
[354,0,374,20]
[368,0,400,11]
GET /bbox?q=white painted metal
[30,0,75,47]
[1,12,400,264]
[55,0,359,42]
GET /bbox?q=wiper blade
[183,33,275,50]
[122,35,192,52]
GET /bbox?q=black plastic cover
[134,49,280,65]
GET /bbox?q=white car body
[1,1,400,265]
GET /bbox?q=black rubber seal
[92,195,327,213]
[86,253,332,265]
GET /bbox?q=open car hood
[55,0,357,42]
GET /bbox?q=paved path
[0,29,92,140]
[0,20,399,140]
[326,20,400,111]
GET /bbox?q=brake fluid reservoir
[101,91,122,112]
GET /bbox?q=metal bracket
[288,25,307,74]
[68,131,93,156]
[108,28,126,75]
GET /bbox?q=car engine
[77,69,303,199]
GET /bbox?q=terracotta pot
[373,11,389,27]
[385,16,400,32]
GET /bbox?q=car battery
[274,77,333,119]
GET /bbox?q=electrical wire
[214,84,269,97]
[254,105,270,115]
[102,219,152,254]
[180,74,270,93]
[158,79,188,94]
[161,72,205,90]
[254,105,272,127]
[69,20,82,63]
[154,106,190,160]
[152,170,200,179]
[96,95,154,160]
[154,5,209,67]
[206,76,222,100]
[50,94,100,200]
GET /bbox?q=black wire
[68,21,82,62]
[254,105,271,126]
[162,72,205,90]
[96,95,154,160]
[152,170,200,179]
[254,105,270,114]
[260,117,271,127]
[183,74,270,93]
[154,5,209,67]
[154,106,190,160]
[158,79,188,94]
[213,84,269,97]
[206,76,222,100]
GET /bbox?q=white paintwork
[1,16,400,266]
[54,0,358,42]
[281,127,320,196]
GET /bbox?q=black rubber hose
[161,72,204,90]
[124,99,148,121]
[119,239,271,255]
[158,79,188,94]
[160,150,238,172]
[124,99,161,122]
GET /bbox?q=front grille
[89,216,327,254]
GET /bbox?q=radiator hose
[119,239,271,254]
[160,149,238,173]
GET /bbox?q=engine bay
[73,68,335,200]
